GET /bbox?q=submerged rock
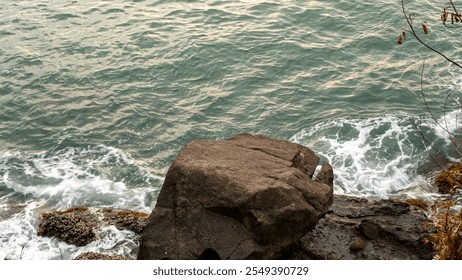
[138,133,334,260]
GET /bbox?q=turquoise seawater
[1,0,462,259]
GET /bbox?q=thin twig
[450,0,459,14]
[442,1,462,29]
[419,59,455,137]
[443,89,453,136]
[441,92,462,157]
[401,0,462,69]
[410,118,444,170]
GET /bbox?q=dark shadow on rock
[198,248,221,260]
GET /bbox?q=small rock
[359,219,380,240]
[315,162,334,188]
[349,238,365,251]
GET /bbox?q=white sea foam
[0,201,59,260]
[1,145,162,211]
[70,225,138,259]
[291,114,434,199]
[0,204,139,260]
[415,107,462,162]
[0,145,162,259]
[433,109,462,141]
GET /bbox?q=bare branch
[410,118,444,170]
[401,0,462,69]
[441,2,462,28]
[419,59,452,136]
[450,0,459,15]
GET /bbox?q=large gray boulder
[138,133,334,259]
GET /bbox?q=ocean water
[1,0,462,259]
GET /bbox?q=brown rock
[359,219,380,240]
[101,209,148,234]
[349,238,365,251]
[315,162,334,188]
[38,207,96,246]
[38,207,148,247]
[138,133,334,260]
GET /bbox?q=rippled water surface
[1,0,462,259]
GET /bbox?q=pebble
[350,238,365,251]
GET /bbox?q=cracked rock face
[137,133,334,259]
[292,195,435,260]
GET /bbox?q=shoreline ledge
[289,194,434,259]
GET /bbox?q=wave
[0,202,139,260]
[0,145,162,259]
[291,114,450,199]
[0,145,162,211]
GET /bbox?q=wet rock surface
[100,209,149,234]
[38,207,97,247]
[138,133,334,260]
[288,195,435,260]
[38,207,148,247]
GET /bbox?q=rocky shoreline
[38,195,434,260]
[36,133,438,260]
[37,207,149,259]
